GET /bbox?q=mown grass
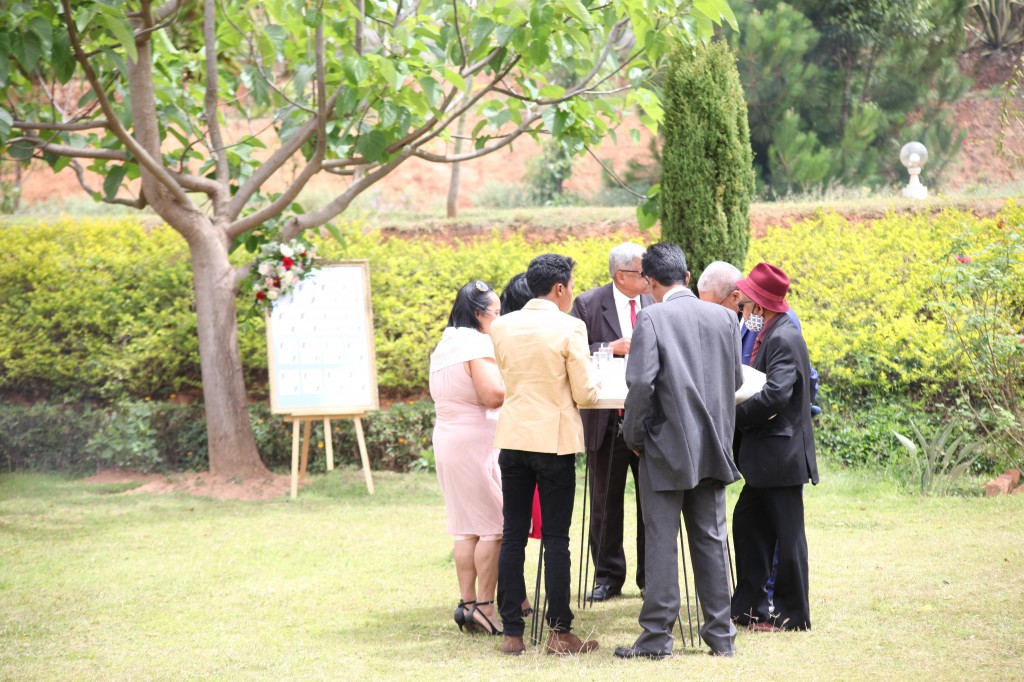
[1,463,1022,681]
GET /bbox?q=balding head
[697,261,743,313]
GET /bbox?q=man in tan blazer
[491,253,600,657]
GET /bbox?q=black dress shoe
[613,645,671,660]
[586,583,622,602]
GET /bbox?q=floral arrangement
[249,239,317,308]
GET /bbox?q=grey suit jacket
[623,289,743,492]
[735,314,819,487]
[571,283,654,452]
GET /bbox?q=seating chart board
[267,261,379,415]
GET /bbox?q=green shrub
[0,401,99,473]
[0,400,206,473]
[660,40,754,284]
[933,202,1024,462]
[748,210,954,395]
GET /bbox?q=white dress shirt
[611,283,642,338]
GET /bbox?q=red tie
[630,299,637,328]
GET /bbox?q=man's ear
[684,271,691,287]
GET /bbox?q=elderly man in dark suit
[570,242,653,602]
[731,262,819,632]
[614,242,743,659]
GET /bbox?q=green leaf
[103,165,127,200]
[51,29,75,83]
[12,31,42,72]
[637,196,659,231]
[561,0,595,29]
[9,139,35,161]
[303,8,323,28]
[98,14,138,64]
[342,56,369,85]
[442,68,466,92]
[324,222,346,247]
[470,18,495,48]
[354,129,388,163]
[0,108,12,142]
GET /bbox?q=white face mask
[745,313,764,332]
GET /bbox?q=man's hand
[632,449,642,457]
[610,337,631,356]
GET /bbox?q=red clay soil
[84,467,293,501]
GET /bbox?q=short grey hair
[697,261,742,300]
[608,242,646,279]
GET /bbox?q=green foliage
[749,210,954,395]
[728,0,970,194]
[891,420,983,496]
[0,401,100,473]
[317,226,641,393]
[814,394,925,469]
[524,142,576,206]
[0,218,200,399]
[85,400,208,473]
[932,203,1024,458]
[968,0,1024,49]
[659,40,754,283]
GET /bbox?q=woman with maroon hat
[730,262,819,632]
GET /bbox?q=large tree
[0,0,736,477]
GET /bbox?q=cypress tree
[660,40,755,285]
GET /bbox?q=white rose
[267,290,279,300]
[279,245,294,258]
[257,261,274,276]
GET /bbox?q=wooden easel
[285,413,375,499]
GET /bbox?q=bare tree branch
[284,149,416,236]
[225,21,330,238]
[154,0,183,22]
[452,0,467,68]
[58,0,191,206]
[68,158,148,208]
[13,120,111,132]
[225,87,341,222]
[204,0,229,189]
[584,145,647,199]
[413,112,543,163]
[11,136,129,160]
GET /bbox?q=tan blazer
[491,299,600,455]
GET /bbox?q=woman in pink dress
[430,281,505,635]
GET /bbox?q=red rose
[955,255,971,264]
[282,256,294,270]
[256,291,266,301]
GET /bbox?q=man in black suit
[731,262,819,632]
[570,242,653,601]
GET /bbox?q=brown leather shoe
[501,636,525,656]
[546,631,599,655]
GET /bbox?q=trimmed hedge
[0,399,436,474]
[2,205,1022,402]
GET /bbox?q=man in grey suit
[614,242,743,659]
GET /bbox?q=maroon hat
[736,262,790,313]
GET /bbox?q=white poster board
[266,261,379,416]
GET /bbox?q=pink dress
[430,353,503,538]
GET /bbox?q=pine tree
[660,41,755,285]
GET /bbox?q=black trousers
[497,449,577,637]
[731,483,811,630]
[588,425,645,590]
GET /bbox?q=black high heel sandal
[454,600,474,631]
[466,600,503,636]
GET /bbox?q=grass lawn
[1,463,1022,681]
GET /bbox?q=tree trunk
[188,224,269,478]
[447,112,468,218]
